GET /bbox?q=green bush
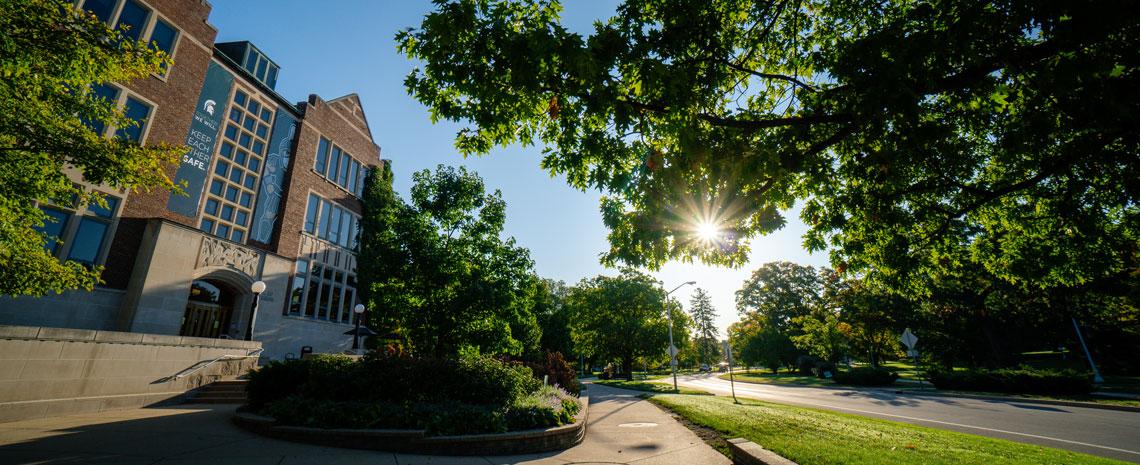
[832,367,899,386]
[505,385,580,430]
[928,366,1093,395]
[246,354,357,410]
[501,352,582,394]
[247,353,575,435]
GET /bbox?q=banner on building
[167,62,235,217]
[249,107,298,243]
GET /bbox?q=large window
[285,258,358,323]
[33,193,122,267]
[302,194,359,249]
[199,88,272,243]
[84,83,153,143]
[312,137,367,197]
[79,0,179,74]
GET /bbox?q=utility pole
[665,281,696,391]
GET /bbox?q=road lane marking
[678,378,1140,457]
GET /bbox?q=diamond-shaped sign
[900,328,918,350]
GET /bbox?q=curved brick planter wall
[232,395,588,455]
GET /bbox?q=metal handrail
[172,347,263,380]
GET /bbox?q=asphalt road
[670,373,1140,463]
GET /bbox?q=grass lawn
[719,370,833,387]
[593,379,712,395]
[649,394,1130,465]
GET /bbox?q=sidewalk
[0,383,728,464]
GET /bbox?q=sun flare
[696,221,721,242]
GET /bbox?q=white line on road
[683,379,1140,457]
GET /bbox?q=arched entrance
[180,279,238,338]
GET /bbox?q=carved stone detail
[198,237,260,277]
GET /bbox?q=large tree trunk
[622,356,634,381]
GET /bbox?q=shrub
[928,366,1093,395]
[832,367,899,386]
[796,355,820,376]
[502,352,582,394]
[505,385,580,430]
[246,354,357,410]
[251,353,539,408]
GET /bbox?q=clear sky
[208,1,829,336]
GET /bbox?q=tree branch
[721,60,817,92]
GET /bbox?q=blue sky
[209,0,828,335]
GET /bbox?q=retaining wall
[0,325,260,423]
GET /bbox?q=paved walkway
[0,383,728,464]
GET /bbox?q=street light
[665,280,696,391]
[352,303,366,351]
[245,280,266,341]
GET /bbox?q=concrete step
[183,379,249,404]
[186,396,246,404]
[198,385,246,393]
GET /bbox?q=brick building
[1,0,384,360]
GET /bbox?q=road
[669,373,1140,463]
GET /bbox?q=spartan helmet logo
[203,99,216,115]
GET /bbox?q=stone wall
[0,325,260,423]
[0,288,124,331]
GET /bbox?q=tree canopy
[1,0,181,296]
[399,0,1140,294]
[358,164,540,357]
[566,269,683,379]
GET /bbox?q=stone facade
[1,0,383,362]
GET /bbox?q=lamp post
[352,303,366,351]
[665,280,696,391]
[245,280,266,341]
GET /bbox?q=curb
[232,395,589,455]
[727,438,798,465]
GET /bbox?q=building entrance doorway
[180,280,236,338]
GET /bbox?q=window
[115,96,151,142]
[355,166,369,197]
[303,194,361,249]
[84,84,153,143]
[199,88,272,243]
[115,0,149,42]
[33,193,121,268]
[304,194,320,233]
[287,260,309,315]
[314,137,329,175]
[81,0,117,24]
[287,259,358,323]
[312,138,366,197]
[80,0,179,74]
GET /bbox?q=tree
[736,262,820,332]
[688,288,720,366]
[566,270,674,380]
[1,0,181,296]
[533,278,574,358]
[399,0,1140,295]
[789,312,850,365]
[358,164,540,357]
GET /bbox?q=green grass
[720,370,835,386]
[593,379,712,395]
[649,394,1129,465]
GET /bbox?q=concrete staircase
[183,379,248,404]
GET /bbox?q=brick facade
[4,0,385,361]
